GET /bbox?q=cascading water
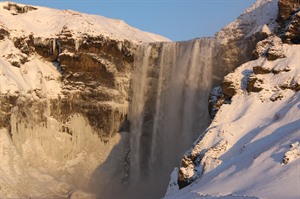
[128,38,217,198]
[129,45,152,182]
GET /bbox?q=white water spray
[128,45,152,182]
[129,38,217,198]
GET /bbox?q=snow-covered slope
[0,38,61,97]
[165,0,300,198]
[165,41,300,199]
[212,0,279,77]
[0,2,169,43]
[164,0,300,196]
[216,0,278,43]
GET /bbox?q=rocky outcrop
[208,87,231,120]
[3,2,37,14]
[213,1,278,81]
[277,0,300,43]
[0,25,9,40]
[282,142,300,164]
[206,1,281,120]
[5,29,134,138]
[277,0,300,22]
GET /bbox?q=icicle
[52,38,56,53]
[33,37,51,46]
[74,38,82,51]
[117,41,122,52]
[33,37,55,54]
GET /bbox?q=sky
[9,0,256,41]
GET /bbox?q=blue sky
[11,0,256,41]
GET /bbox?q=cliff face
[1,33,133,138]
[0,2,168,198]
[170,0,300,197]
[0,2,166,138]
[213,0,279,81]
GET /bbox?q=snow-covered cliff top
[0,2,170,43]
[0,1,171,97]
[216,0,278,43]
[0,38,61,97]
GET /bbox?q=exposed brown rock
[2,53,28,67]
[247,74,263,93]
[178,156,197,189]
[208,87,231,120]
[0,95,17,131]
[13,36,34,55]
[267,46,286,60]
[33,37,59,62]
[3,3,37,14]
[176,0,299,191]
[277,0,300,44]
[253,65,272,74]
[253,35,286,60]
[222,78,237,97]
[272,65,291,74]
[270,92,284,102]
[0,26,9,40]
[284,11,300,43]
[277,0,300,22]
[2,30,136,138]
[279,76,300,91]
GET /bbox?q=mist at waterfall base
[124,38,217,199]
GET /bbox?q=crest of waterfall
[128,38,217,198]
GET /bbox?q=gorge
[0,0,299,199]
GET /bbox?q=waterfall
[129,45,152,182]
[128,38,217,198]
